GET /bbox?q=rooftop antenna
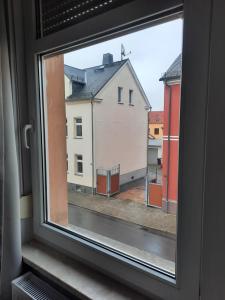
[121,44,131,60]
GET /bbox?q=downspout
[91,95,95,195]
[146,105,152,206]
[166,83,172,213]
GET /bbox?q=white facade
[65,61,149,190]
[66,101,93,189]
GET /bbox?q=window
[42,18,181,276]
[27,1,212,298]
[74,117,82,138]
[66,118,68,137]
[154,128,159,135]
[129,89,133,105]
[75,154,83,175]
[118,87,123,103]
[66,154,68,172]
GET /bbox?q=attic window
[118,87,123,103]
[129,89,133,105]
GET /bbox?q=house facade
[148,111,164,139]
[65,53,150,194]
[160,54,181,214]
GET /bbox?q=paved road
[68,204,175,262]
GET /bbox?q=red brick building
[160,54,182,214]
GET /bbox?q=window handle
[23,124,32,149]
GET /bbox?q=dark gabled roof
[159,54,182,82]
[65,59,128,101]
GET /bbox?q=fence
[96,164,120,197]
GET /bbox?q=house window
[129,89,133,105]
[75,154,83,175]
[154,128,159,135]
[66,118,68,137]
[74,117,82,138]
[118,87,123,103]
[66,154,68,172]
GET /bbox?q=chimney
[102,53,113,65]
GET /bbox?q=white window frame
[75,154,83,175]
[66,118,68,137]
[74,117,83,138]
[24,0,213,299]
[118,86,123,103]
[129,89,133,105]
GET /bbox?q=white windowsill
[22,240,148,300]
[75,173,83,177]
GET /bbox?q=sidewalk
[68,191,176,236]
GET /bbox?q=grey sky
[64,19,183,111]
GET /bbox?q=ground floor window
[75,155,83,175]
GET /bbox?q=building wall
[93,63,148,184]
[162,83,180,214]
[66,101,93,189]
[149,123,163,139]
[45,55,68,225]
[65,75,72,98]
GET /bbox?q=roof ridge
[64,58,128,71]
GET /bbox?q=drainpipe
[165,83,172,213]
[146,104,152,206]
[91,95,95,195]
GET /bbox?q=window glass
[75,117,82,137]
[42,18,183,275]
[129,89,133,105]
[118,87,123,103]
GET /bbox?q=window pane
[76,125,82,137]
[42,18,183,276]
[118,87,123,102]
[76,118,82,123]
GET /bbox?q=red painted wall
[162,83,180,211]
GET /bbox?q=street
[68,204,176,262]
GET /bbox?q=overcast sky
[64,19,183,111]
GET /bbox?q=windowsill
[75,173,83,177]
[74,137,83,139]
[117,102,124,104]
[129,104,134,106]
[22,240,147,300]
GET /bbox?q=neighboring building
[65,53,150,194]
[159,53,181,214]
[148,138,163,166]
[148,111,164,139]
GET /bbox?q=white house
[65,53,150,194]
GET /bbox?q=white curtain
[0,0,22,298]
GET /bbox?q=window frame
[129,89,133,105]
[23,0,212,299]
[154,128,160,135]
[74,117,83,138]
[118,86,123,103]
[65,118,68,137]
[75,154,83,176]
